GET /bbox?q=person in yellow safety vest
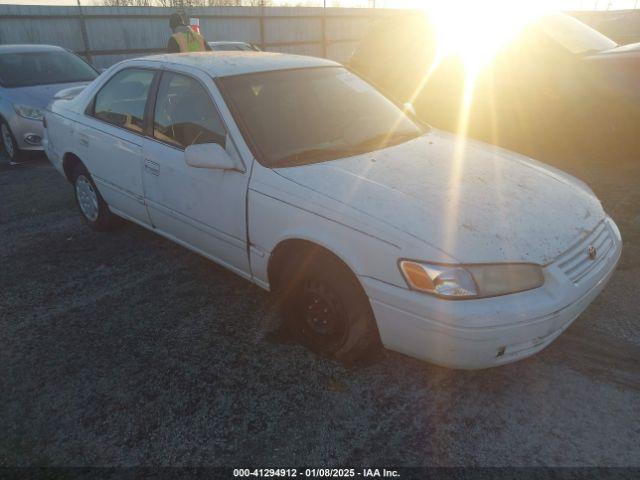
[167,12,212,53]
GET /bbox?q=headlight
[14,104,43,121]
[399,261,544,299]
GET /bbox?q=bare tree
[103,0,273,5]
[102,0,155,5]
[103,0,155,7]
[101,0,273,7]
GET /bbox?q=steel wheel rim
[1,124,15,159]
[299,279,348,350]
[75,175,99,222]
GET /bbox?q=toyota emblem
[588,245,597,260]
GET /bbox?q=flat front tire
[279,251,381,363]
[71,164,117,231]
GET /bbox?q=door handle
[144,158,160,175]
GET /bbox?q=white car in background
[43,52,622,369]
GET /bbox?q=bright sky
[1,0,639,9]
[378,0,639,8]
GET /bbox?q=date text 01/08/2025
[232,468,401,478]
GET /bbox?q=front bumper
[362,218,622,369]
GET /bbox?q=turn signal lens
[400,261,544,299]
[400,261,436,292]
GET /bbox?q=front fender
[248,186,405,291]
[246,164,454,291]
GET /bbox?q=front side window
[93,69,155,134]
[0,50,97,88]
[153,72,226,149]
[219,67,425,168]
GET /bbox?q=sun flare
[425,0,556,72]
[410,1,560,262]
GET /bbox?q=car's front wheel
[1,120,26,165]
[279,251,381,363]
[71,164,118,231]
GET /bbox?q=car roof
[0,44,66,54]
[133,51,339,78]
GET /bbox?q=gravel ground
[1,152,639,467]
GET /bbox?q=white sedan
[43,52,622,369]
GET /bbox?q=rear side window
[93,69,155,134]
[153,72,226,149]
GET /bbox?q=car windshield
[537,13,617,55]
[0,50,98,88]
[219,67,426,168]
[212,43,256,52]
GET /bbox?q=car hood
[274,131,605,265]
[7,81,90,109]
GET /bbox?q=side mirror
[185,143,237,170]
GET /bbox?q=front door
[141,70,250,277]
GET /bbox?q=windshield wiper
[273,131,423,168]
[275,147,356,167]
[349,131,422,152]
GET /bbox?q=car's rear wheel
[1,121,26,165]
[279,251,381,363]
[71,164,118,231]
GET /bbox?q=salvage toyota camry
[43,52,622,369]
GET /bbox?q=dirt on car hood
[274,130,605,265]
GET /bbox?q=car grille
[557,221,615,284]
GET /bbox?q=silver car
[0,44,98,164]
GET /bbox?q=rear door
[141,68,251,277]
[76,67,157,225]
